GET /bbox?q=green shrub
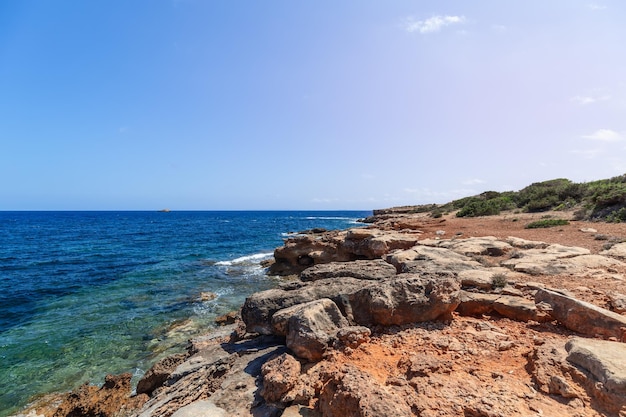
[514,178,583,212]
[525,219,570,229]
[456,195,515,218]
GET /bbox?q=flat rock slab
[170,400,227,417]
[506,236,549,249]
[387,245,482,275]
[601,242,626,259]
[566,337,626,396]
[299,259,397,282]
[501,245,593,275]
[426,236,513,257]
[535,288,626,340]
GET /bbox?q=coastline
[16,209,626,416]
[2,211,369,417]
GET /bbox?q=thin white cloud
[571,94,610,105]
[404,15,466,34]
[582,129,624,142]
[588,3,607,10]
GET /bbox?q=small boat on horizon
[158,208,171,213]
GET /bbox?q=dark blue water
[0,210,369,416]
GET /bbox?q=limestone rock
[318,364,414,417]
[341,229,421,259]
[501,244,592,275]
[535,288,626,339]
[527,341,582,399]
[506,236,549,249]
[276,298,349,361]
[566,337,626,394]
[260,353,302,403]
[242,277,364,335]
[169,400,227,417]
[270,232,347,275]
[601,242,626,259]
[349,274,461,326]
[456,291,548,322]
[455,291,501,317]
[268,228,421,276]
[492,295,543,322]
[52,373,147,417]
[281,405,321,416]
[137,353,187,396]
[387,245,482,275]
[299,259,397,282]
[429,236,513,257]
[457,269,495,290]
[607,291,626,314]
[135,337,286,417]
[335,326,371,349]
[530,337,626,415]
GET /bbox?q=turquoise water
[0,211,369,416]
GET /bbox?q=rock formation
[22,210,626,417]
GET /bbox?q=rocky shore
[19,209,626,417]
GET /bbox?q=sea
[0,210,370,416]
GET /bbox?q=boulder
[458,269,513,290]
[348,274,461,326]
[299,259,397,282]
[456,291,548,322]
[242,278,364,335]
[260,353,302,403]
[455,291,501,317]
[340,229,421,259]
[335,326,371,349]
[535,288,626,339]
[279,298,349,361]
[268,228,421,276]
[270,232,349,275]
[492,296,544,322]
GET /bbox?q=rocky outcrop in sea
[20,211,626,417]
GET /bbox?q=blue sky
[1,1,625,210]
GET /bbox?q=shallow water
[0,210,369,416]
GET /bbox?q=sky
[1,1,626,210]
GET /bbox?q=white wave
[281,232,306,237]
[215,252,273,266]
[305,216,355,220]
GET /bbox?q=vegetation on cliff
[386,174,626,222]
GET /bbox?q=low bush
[525,219,570,229]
